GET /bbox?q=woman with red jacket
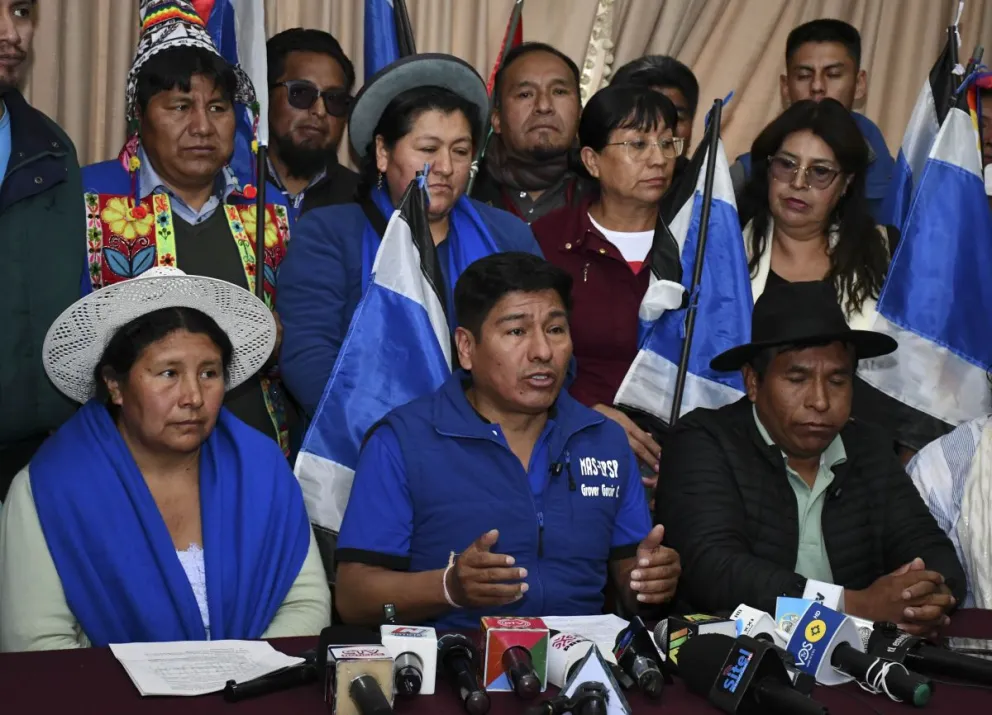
[532,85,683,485]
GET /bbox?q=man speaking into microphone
[656,282,966,639]
[333,253,680,628]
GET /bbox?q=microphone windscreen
[676,633,736,696]
[653,620,668,650]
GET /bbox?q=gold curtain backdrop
[21,0,992,167]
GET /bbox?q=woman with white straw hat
[0,268,329,652]
[278,53,543,420]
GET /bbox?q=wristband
[443,550,462,608]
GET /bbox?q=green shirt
[752,406,847,584]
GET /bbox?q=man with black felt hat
[656,281,966,639]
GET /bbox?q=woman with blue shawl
[278,53,542,420]
[0,267,330,652]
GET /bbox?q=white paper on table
[541,614,629,664]
[109,640,305,697]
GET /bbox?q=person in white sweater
[0,268,330,652]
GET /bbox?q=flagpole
[669,99,723,426]
[393,0,417,55]
[947,25,961,107]
[466,0,524,195]
[254,145,267,300]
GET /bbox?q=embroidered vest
[83,191,292,453]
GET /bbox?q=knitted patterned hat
[125,0,255,123]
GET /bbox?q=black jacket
[295,159,359,216]
[0,91,83,493]
[271,156,359,221]
[655,398,966,615]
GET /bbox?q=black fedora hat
[710,281,897,372]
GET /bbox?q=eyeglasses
[272,80,353,117]
[767,155,841,190]
[605,137,685,162]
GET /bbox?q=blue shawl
[30,401,311,646]
[360,187,498,328]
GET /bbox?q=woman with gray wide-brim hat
[278,53,543,418]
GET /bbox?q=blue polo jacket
[336,372,651,629]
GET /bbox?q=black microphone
[225,624,377,702]
[613,616,669,699]
[349,674,394,715]
[320,626,394,715]
[222,649,318,702]
[680,634,828,715]
[870,622,992,686]
[525,682,610,715]
[438,633,490,715]
[502,645,541,699]
[831,641,933,707]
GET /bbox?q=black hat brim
[709,330,898,372]
[349,53,489,158]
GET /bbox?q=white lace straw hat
[43,267,276,404]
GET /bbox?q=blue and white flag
[295,179,451,533]
[879,28,959,230]
[614,125,752,423]
[364,0,417,82]
[200,0,268,182]
[860,93,992,426]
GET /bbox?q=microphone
[481,617,549,696]
[503,646,542,699]
[830,639,933,707]
[783,601,865,686]
[380,624,438,696]
[729,605,813,695]
[325,645,394,715]
[731,604,785,646]
[528,642,632,715]
[652,613,736,667]
[870,622,992,686]
[525,683,611,715]
[222,648,318,702]
[613,616,670,699]
[548,631,596,688]
[783,601,933,705]
[680,633,828,715]
[438,633,490,715]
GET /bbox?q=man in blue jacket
[730,19,894,220]
[334,252,680,628]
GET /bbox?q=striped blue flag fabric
[614,121,753,423]
[294,178,451,535]
[364,0,417,81]
[879,32,958,230]
[199,0,268,183]
[860,86,992,426]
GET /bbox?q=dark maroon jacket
[532,199,652,408]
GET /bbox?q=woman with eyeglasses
[531,85,684,486]
[740,98,951,459]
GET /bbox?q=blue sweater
[278,198,542,417]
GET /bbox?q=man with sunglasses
[729,19,894,221]
[266,29,359,221]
